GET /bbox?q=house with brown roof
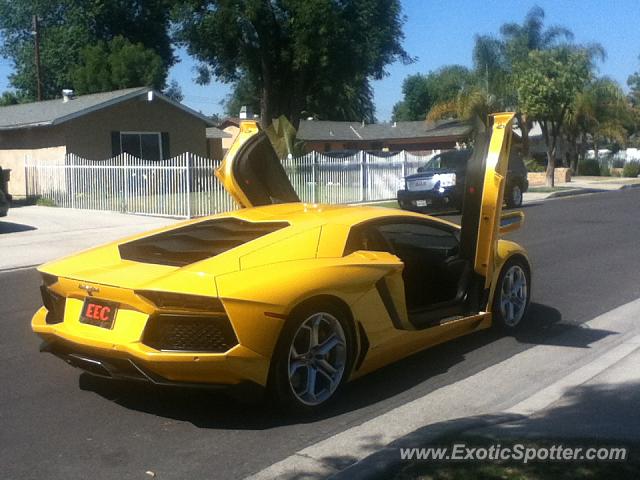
[296,119,472,153]
[0,87,228,198]
[216,116,472,156]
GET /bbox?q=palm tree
[566,77,629,172]
[426,85,500,131]
[426,7,576,149]
[500,6,574,59]
[500,6,574,157]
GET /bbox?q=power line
[181,94,223,102]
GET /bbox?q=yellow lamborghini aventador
[32,113,530,412]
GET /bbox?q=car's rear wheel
[492,257,531,330]
[506,183,523,208]
[270,304,353,413]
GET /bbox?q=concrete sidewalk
[376,344,640,479]
[485,343,640,441]
[524,175,640,203]
[570,175,640,189]
[0,206,178,271]
[329,305,640,480]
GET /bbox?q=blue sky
[1,0,639,121]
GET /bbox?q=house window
[120,132,163,161]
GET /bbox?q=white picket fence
[587,148,640,167]
[25,150,438,218]
[25,153,236,218]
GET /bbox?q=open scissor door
[215,121,300,208]
[458,113,516,306]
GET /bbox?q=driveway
[0,206,176,270]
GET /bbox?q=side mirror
[417,166,425,173]
[499,211,524,234]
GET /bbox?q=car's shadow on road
[0,221,37,234]
[79,302,616,430]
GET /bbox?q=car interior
[344,219,473,329]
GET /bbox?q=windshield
[421,151,469,171]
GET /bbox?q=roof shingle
[297,119,471,142]
[0,87,215,130]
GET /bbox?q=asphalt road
[2,189,640,480]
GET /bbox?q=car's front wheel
[269,303,352,413]
[492,257,531,330]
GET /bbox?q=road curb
[329,413,524,480]
[0,264,40,273]
[545,188,601,198]
[330,326,640,480]
[539,182,640,200]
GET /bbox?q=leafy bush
[525,158,545,172]
[600,165,611,176]
[612,158,625,168]
[578,159,600,176]
[35,196,57,207]
[622,161,640,178]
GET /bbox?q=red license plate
[79,298,118,329]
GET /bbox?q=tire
[492,257,531,330]
[506,182,523,208]
[269,302,353,413]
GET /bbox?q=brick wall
[527,168,571,186]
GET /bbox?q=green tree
[0,91,22,106]
[224,75,261,118]
[421,7,577,143]
[173,0,411,127]
[627,57,640,143]
[565,77,629,172]
[72,37,165,94]
[163,80,184,103]
[392,66,472,121]
[0,0,175,100]
[225,70,376,122]
[629,74,640,107]
[392,74,431,121]
[480,7,574,156]
[500,6,574,62]
[627,57,640,131]
[304,73,376,123]
[515,47,591,186]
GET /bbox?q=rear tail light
[40,285,65,324]
[136,290,224,312]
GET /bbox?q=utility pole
[485,64,489,103]
[32,15,43,101]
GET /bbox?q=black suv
[397,149,528,212]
